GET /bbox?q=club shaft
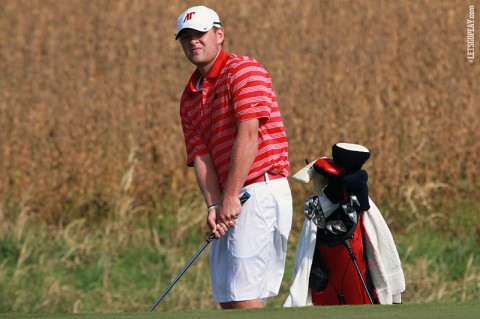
[149,192,250,312]
[148,236,213,312]
[344,240,374,304]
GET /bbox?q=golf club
[344,239,374,304]
[148,191,251,312]
[331,220,347,233]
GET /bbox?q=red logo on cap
[183,12,195,23]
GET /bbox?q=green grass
[0,203,478,313]
[1,303,479,319]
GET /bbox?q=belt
[244,172,284,187]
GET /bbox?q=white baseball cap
[176,6,222,40]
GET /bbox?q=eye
[179,30,207,42]
[179,34,190,42]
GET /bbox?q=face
[178,27,224,73]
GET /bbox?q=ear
[215,27,224,45]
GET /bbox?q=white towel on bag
[363,198,406,304]
[283,218,316,307]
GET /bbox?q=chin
[189,56,206,66]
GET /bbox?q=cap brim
[175,25,213,40]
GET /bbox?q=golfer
[176,5,293,309]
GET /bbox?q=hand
[206,193,247,238]
[207,208,228,239]
[219,195,241,227]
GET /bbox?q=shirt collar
[186,49,229,93]
[206,49,229,78]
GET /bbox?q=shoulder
[228,53,259,64]
[225,53,270,78]
[227,54,265,71]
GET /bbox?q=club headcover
[291,158,321,184]
[293,142,371,211]
[313,157,345,177]
[332,143,370,171]
[292,158,329,193]
[312,158,345,203]
[322,176,343,204]
[343,170,370,211]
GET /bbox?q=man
[175,5,293,309]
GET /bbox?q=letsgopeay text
[467,5,474,63]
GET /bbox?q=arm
[193,153,222,209]
[218,118,259,225]
[193,154,226,237]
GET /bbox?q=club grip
[239,191,251,205]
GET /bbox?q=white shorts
[209,177,293,303]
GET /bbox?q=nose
[188,37,199,44]
[180,35,198,46]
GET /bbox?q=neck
[197,49,222,77]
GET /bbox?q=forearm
[194,154,228,238]
[193,154,222,207]
[223,119,259,201]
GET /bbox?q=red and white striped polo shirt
[180,49,289,190]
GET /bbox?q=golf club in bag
[342,194,374,304]
[344,238,374,304]
[148,191,251,312]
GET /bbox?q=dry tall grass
[1,0,479,227]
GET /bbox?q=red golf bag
[307,144,379,305]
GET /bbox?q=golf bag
[304,144,378,305]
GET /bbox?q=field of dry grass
[1,0,479,225]
[0,0,479,312]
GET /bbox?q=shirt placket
[201,79,212,144]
